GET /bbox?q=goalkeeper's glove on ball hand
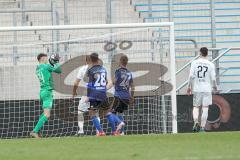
[49,53,60,66]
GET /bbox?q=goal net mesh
[0,24,176,138]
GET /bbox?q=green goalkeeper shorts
[40,90,53,109]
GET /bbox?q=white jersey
[76,65,89,112]
[189,58,216,92]
[77,65,88,80]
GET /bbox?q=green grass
[0,132,240,160]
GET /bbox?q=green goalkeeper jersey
[36,63,62,91]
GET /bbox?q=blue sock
[106,114,116,132]
[118,115,124,122]
[92,116,102,132]
[114,114,122,124]
[118,115,124,133]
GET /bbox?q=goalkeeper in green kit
[30,53,61,138]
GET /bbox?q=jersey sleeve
[83,68,90,82]
[46,63,62,74]
[189,62,195,78]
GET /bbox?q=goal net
[0,22,177,138]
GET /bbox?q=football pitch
[0,132,239,160]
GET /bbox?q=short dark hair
[120,54,128,66]
[85,55,91,63]
[90,52,99,63]
[200,47,208,57]
[37,53,47,61]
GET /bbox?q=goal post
[169,24,177,134]
[0,22,177,138]
[0,22,174,31]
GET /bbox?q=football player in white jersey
[187,47,217,132]
[72,55,101,135]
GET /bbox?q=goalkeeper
[30,53,61,138]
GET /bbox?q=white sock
[201,107,209,128]
[192,107,199,124]
[78,111,84,133]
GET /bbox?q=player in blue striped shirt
[85,53,124,136]
[112,54,135,135]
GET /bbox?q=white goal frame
[0,22,177,134]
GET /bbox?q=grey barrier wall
[177,93,240,132]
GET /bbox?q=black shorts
[111,97,129,113]
[89,99,110,110]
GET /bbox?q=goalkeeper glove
[49,53,60,66]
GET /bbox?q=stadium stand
[0,0,239,97]
[133,0,240,93]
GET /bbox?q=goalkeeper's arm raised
[48,54,62,74]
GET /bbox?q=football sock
[118,114,124,133]
[192,107,199,124]
[96,116,100,133]
[78,111,84,133]
[92,116,103,132]
[33,114,48,133]
[39,113,44,119]
[118,114,124,122]
[106,114,116,132]
[201,107,209,128]
[114,114,122,124]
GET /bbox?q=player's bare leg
[200,106,209,132]
[192,106,200,132]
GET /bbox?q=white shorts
[193,92,212,107]
[78,96,90,112]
